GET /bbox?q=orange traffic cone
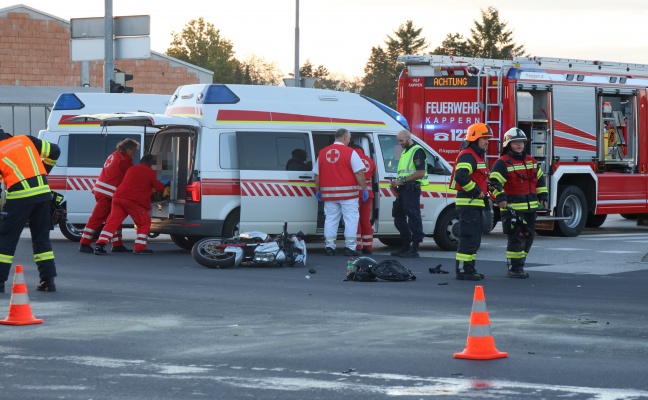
[454,285,507,360]
[0,265,43,326]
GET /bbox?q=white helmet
[503,128,527,148]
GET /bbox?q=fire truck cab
[68,84,466,251]
[38,93,170,241]
[397,54,648,236]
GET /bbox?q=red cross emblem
[362,159,370,172]
[104,154,114,168]
[325,148,340,163]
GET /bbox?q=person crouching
[94,154,165,255]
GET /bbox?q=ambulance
[38,93,170,241]
[68,84,468,251]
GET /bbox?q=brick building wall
[0,8,208,94]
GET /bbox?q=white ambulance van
[69,84,464,251]
[38,93,170,241]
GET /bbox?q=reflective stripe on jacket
[396,144,429,185]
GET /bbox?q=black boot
[391,243,411,256]
[94,244,107,255]
[36,278,56,292]
[455,261,483,281]
[400,242,420,258]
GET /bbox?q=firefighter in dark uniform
[390,129,428,258]
[451,123,493,281]
[0,129,60,293]
[489,128,548,278]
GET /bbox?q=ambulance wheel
[170,234,203,251]
[222,209,240,238]
[585,213,607,228]
[433,207,459,252]
[59,221,84,242]
[191,238,236,269]
[378,238,403,247]
[554,185,587,237]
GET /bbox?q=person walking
[94,154,165,255]
[489,128,548,279]
[314,128,368,257]
[351,144,376,254]
[389,130,427,258]
[79,138,140,253]
[0,129,60,292]
[450,123,493,281]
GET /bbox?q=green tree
[360,46,398,106]
[431,33,470,56]
[361,20,428,107]
[236,55,284,86]
[466,7,526,58]
[166,18,238,83]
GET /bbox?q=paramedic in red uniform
[314,128,368,257]
[489,128,548,279]
[0,129,60,293]
[351,144,376,254]
[94,154,165,255]
[79,138,139,253]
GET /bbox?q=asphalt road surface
[1,215,647,399]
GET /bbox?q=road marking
[6,354,648,398]
[527,262,648,275]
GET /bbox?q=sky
[5,0,648,78]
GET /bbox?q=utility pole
[103,0,114,93]
[294,0,300,87]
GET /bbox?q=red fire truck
[397,54,648,236]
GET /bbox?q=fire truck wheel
[191,238,237,269]
[170,234,203,251]
[620,214,638,220]
[585,213,607,228]
[58,221,85,242]
[554,185,587,237]
[433,207,459,251]
[378,238,403,247]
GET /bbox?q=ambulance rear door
[65,112,200,219]
[236,130,317,234]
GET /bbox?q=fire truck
[397,54,648,236]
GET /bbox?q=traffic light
[111,70,134,93]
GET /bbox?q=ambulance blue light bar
[53,93,85,110]
[361,95,410,130]
[199,84,240,104]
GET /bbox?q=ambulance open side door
[236,131,318,234]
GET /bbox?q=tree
[361,21,428,107]
[360,46,398,106]
[166,18,238,83]
[236,55,284,86]
[385,20,429,60]
[431,33,470,56]
[466,7,526,59]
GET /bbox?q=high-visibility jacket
[356,151,376,199]
[113,163,165,210]
[451,145,488,208]
[93,151,134,198]
[318,143,358,201]
[490,152,548,211]
[396,144,429,185]
[0,135,59,200]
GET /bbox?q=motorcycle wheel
[191,238,237,269]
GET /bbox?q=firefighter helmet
[502,128,527,148]
[465,123,494,142]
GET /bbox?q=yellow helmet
[466,123,494,142]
